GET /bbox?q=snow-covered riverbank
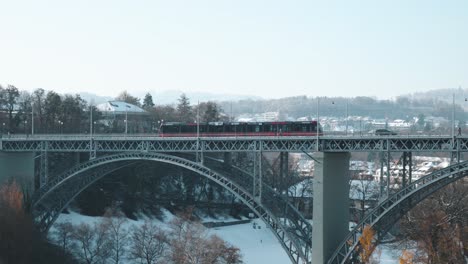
[52,211,399,264]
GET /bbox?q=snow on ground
[209,218,290,264]
[52,211,289,264]
[376,244,400,264]
[53,211,403,264]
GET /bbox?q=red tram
[160,121,322,137]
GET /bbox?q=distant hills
[79,90,262,105]
[77,87,468,120]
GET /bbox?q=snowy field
[52,211,290,264]
[52,211,399,264]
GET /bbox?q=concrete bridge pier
[0,152,35,193]
[312,152,350,264]
[280,152,289,192]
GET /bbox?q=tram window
[181,125,195,133]
[211,125,223,133]
[164,125,180,133]
[199,125,206,133]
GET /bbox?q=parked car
[373,129,397,136]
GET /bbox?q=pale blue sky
[1,0,467,99]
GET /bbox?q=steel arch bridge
[327,160,468,264]
[31,152,311,264]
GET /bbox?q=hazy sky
[1,0,467,99]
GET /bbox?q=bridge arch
[32,152,309,264]
[327,160,468,264]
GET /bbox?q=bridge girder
[32,152,311,264]
[1,135,468,152]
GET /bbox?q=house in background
[96,101,150,133]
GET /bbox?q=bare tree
[53,221,76,255]
[399,182,468,263]
[103,207,128,264]
[349,177,379,221]
[130,220,168,264]
[116,90,141,106]
[72,222,111,264]
[0,180,35,264]
[4,85,19,131]
[167,209,242,264]
[203,235,242,264]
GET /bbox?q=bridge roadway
[1,134,468,153]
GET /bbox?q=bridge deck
[1,134,467,152]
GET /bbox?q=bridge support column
[279,152,289,192]
[379,152,391,197]
[253,151,262,202]
[39,151,48,188]
[402,152,412,188]
[312,152,350,264]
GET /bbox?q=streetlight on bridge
[331,99,349,135]
[157,119,164,133]
[124,104,131,134]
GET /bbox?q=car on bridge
[371,129,397,136]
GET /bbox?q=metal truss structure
[201,156,313,262]
[1,135,468,153]
[32,152,310,264]
[8,134,467,263]
[327,160,468,264]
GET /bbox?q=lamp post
[359,118,362,136]
[90,105,93,137]
[157,119,164,134]
[93,121,97,134]
[316,97,320,151]
[58,120,63,134]
[452,93,455,138]
[24,120,27,135]
[125,104,130,134]
[31,103,34,135]
[345,100,349,136]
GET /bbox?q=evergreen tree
[176,94,193,122]
[142,93,155,109]
[201,101,221,122]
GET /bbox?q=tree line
[52,207,242,264]
[0,85,227,135]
